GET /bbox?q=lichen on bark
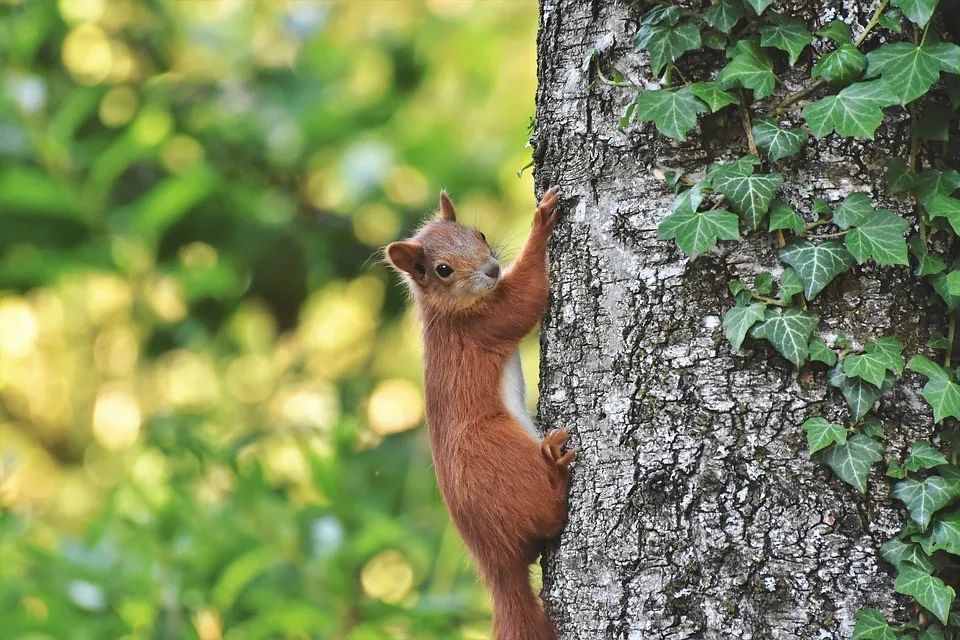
[532,1,945,638]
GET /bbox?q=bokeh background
[0,1,541,638]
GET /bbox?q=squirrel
[385,187,574,640]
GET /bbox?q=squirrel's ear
[438,191,457,222]
[386,240,427,281]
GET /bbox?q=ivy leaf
[752,120,806,161]
[768,200,805,234]
[949,271,960,297]
[704,0,745,34]
[632,87,709,141]
[778,267,804,304]
[658,208,740,257]
[906,442,949,472]
[779,239,854,300]
[833,192,875,229]
[636,21,702,75]
[755,272,774,295]
[865,42,943,105]
[929,334,952,350]
[711,162,783,230]
[818,20,852,45]
[840,376,882,421]
[852,608,897,640]
[719,40,777,99]
[690,81,739,112]
[895,476,954,530]
[808,336,837,366]
[908,355,960,424]
[813,44,866,83]
[671,182,705,214]
[915,169,960,208]
[870,337,906,375]
[894,565,956,625]
[844,209,910,266]
[743,0,774,15]
[888,461,909,478]
[927,194,960,236]
[750,307,818,367]
[891,0,940,28]
[759,18,813,66]
[910,236,947,276]
[804,80,897,139]
[881,538,935,573]
[924,510,960,555]
[722,303,767,352]
[887,159,916,194]
[824,433,883,493]
[878,9,904,33]
[932,273,960,311]
[803,417,847,454]
[926,42,960,74]
[919,628,946,640]
[844,338,905,388]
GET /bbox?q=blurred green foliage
[0,1,539,637]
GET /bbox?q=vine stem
[771,0,888,115]
[948,312,957,370]
[751,293,787,307]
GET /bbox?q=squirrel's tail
[487,563,557,640]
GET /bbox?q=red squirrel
[385,188,573,640]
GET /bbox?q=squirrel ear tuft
[438,191,457,222]
[386,240,427,280]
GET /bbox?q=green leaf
[881,538,934,572]
[895,476,954,530]
[818,20,852,44]
[878,9,904,33]
[906,442,949,472]
[915,103,953,142]
[813,44,866,83]
[635,21,701,75]
[843,338,905,388]
[865,42,943,105]
[803,417,847,454]
[755,272,774,295]
[658,208,740,257]
[844,209,910,266]
[927,194,960,236]
[863,418,886,439]
[919,627,947,640]
[778,267,803,304]
[632,87,709,141]
[887,159,916,194]
[931,273,960,311]
[768,200,805,234]
[833,192,875,229]
[722,303,767,352]
[824,433,883,493]
[891,0,940,27]
[690,81,739,112]
[779,239,854,300]
[915,169,960,207]
[752,120,806,161]
[924,510,960,555]
[887,461,908,479]
[704,0,745,34]
[926,42,960,74]
[803,80,897,139]
[895,565,956,625]
[719,40,777,99]
[929,335,951,350]
[750,307,818,366]
[711,161,782,230]
[948,271,960,297]
[910,236,947,276]
[908,355,960,424]
[837,375,882,421]
[759,18,813,66]
[808,336,837,366]
[852,608,897,640]
[743,0,774,15]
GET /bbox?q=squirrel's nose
[484,263,500,279]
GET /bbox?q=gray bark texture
[533,1,946,638]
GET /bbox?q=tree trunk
[533,1,943,638]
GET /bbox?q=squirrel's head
[385,192,501,313]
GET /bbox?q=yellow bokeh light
[145,275,187,323]
[353,203,400,247]
[347,48,392,103]
[99,85,139,127]
[62,23,112,85]
[162,135,205,174]
[193,608,223,640]
[0,298,38,358]
[367,378,423,435]
[58,0,105,23]
[272,382,339,431]
[21,596,48,621]
[107,40,138,83]
[263,440,308,485]
[225,354,274,404]
[130,107,173,147]
[85,273,133,323]
[361,550,415,604]
[92,386,142,450]
[178,241,218,269]
[155,349,220,409]
[384,165,429,207]
[94,324,139,376]
[303,167,347,211]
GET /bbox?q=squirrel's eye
[479,232,487,243]
[435,263,453,278]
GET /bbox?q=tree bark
[533,1,944,638]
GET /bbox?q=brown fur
[385,189,573,640]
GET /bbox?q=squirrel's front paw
[541,428,574,469]
[534,186,561,232]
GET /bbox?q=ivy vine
[603,0,960,636]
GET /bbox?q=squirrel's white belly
[500,350,538,440]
